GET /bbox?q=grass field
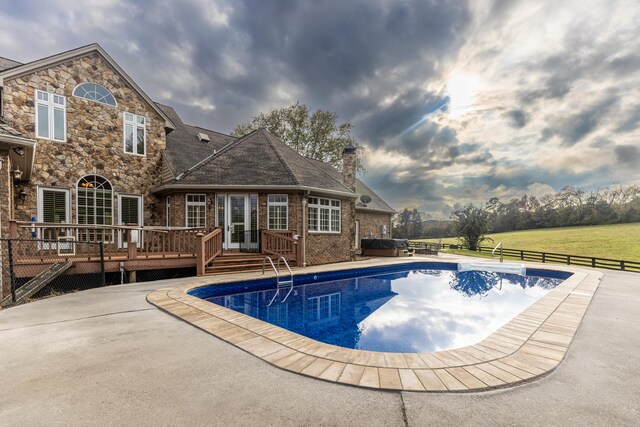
[417,222,640,261]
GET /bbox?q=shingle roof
[156,103,235,176]
[306,157,396,214]
[0,56,21,72]
[170,128,354,195]
[0,118,27,139]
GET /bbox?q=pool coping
[146,257,602,392]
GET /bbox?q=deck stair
[1,262,73,307]
[205,253,274,275]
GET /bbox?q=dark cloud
[615,107,640,133]
[506,109,527,128]
[614,145,640,166]
[0,0,638,217]
[555,95,618,146]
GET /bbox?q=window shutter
[120,197,139,225]
[42,190,67,223]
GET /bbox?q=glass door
[227,194,246,249]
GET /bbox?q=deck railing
[261,230,302,265]
[196,228,223,275]
[9,221,208,260]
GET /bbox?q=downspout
[302,191,309,267]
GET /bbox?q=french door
[216,194,258,250]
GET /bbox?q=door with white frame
[217,194,258,250]
[118,194,143,248]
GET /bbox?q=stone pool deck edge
[146,257,602,393]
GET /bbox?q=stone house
[0,43,394,272]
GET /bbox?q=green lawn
[416,222,640,261]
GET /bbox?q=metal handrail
[263,255,294,306]
[492,242,503,263]
[277,257,294,303]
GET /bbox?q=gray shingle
[0,56,21,72]
[0,118,26,139]
[156,103,235,175]
[173,129,354,195]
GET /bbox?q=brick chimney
[342,145,357,192]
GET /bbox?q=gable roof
[154,128,355,197]
[156,103,235,177]
[0,44,175,130]
[305,158,396,214]
[0,56,21,72]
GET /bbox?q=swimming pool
[189,262,571,353]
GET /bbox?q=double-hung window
[307,293,341,322]
[35,90,66,141]
[186,194,206,228]
[124,112,146,155]
[267,194,288,230]
[308,197,341,233]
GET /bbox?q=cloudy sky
[1,0,638,218]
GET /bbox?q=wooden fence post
[196,232,204,276]
[127,229,137,260]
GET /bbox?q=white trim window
[37,187,70,224]
[73,82,117,107]
[35,90,66,141]
[186,194,206,228]
[124,112,146,156]
[267,194,288,230]
[77,175,113,225]
[308,197,341,233]
[307,293,341,322]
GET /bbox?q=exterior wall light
[12,168,23,181]
[18,188,27,202]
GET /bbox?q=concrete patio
[0,259,638,426]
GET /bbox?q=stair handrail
[262,256,279,277]
[492,242,503,263]
[264,256,295,306]
[277,256,294,303]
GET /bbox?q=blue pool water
[189,262,571,353]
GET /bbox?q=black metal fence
[408,241,640,273]
[0,237,105,306]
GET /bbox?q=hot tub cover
[361,239,409,249]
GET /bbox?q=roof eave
[0,135,37,180]
[356,206,397,214]
[152,183,358,198]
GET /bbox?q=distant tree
[232,102,365,173]
[392,208,423,239]
[450,204,492,250]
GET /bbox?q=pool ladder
[263,256,294,306]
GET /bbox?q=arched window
[77,174,113,225]
[72,83,117,107]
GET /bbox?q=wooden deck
[8,221,303,278]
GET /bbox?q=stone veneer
[355,210,393,241]
[1,52,167,227]
[0,150,13,297]
[0,150,13,238]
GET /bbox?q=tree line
[393,184,640,239]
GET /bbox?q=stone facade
[1,53,167,227]
[0,150,13,239]
[356,210,393,242]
